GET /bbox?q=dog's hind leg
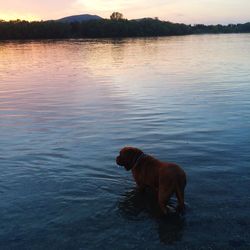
[158,185,174,215]
[175,185,185,214]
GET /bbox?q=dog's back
[133,155,186,213]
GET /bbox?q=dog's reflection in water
[118,188,186,244]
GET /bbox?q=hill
[57,14,102,23]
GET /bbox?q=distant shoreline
[0,19,249,40]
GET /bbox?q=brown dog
[116,147,187,215]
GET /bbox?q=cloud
[75,0,171,13]
[75,0,135,12]
[0,0,77,20]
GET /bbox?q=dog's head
[116,147,143,171]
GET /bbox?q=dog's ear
[121,147,142,171]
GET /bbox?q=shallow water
[0,34,250,249]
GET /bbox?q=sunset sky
[0,0,249,24]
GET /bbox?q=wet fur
[116,147,187,215]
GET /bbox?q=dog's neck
[132,152,146,168]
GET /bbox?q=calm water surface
[0,35,250,249]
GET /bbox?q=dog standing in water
[116,147,187,215]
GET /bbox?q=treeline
[0,18,250,40]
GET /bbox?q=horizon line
[0,14,249,26]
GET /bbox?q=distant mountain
[57,14,103,23]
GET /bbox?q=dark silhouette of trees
[110,12,124,20]
[0,18,249,40]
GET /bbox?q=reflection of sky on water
[0,35,250,249]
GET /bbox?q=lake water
[0,34,250,249]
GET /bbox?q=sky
[0,0,249,24]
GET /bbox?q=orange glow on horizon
[0,12,41,22]
[0,0,249,24]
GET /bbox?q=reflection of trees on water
[118,188,186,244]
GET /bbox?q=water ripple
[0,35,250,249]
